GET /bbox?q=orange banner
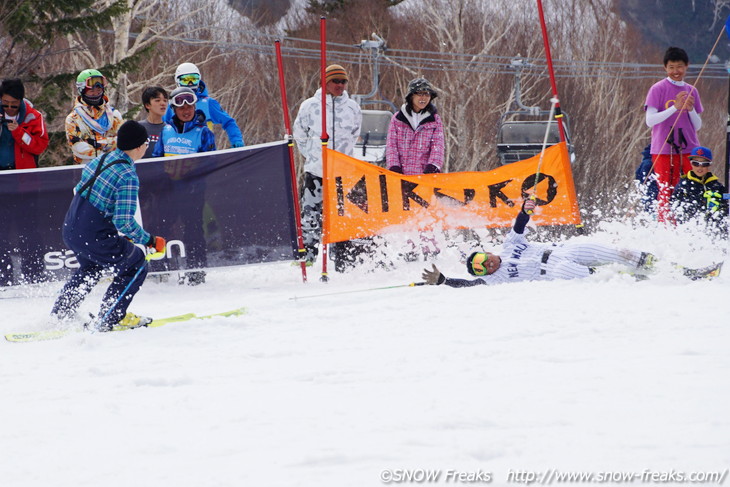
[322,142,581,244]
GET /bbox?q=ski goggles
[83,76,107,90]
[691,160,711,167]
[177,73,201,86]
[170,91,198,107]
[469,252,492,276]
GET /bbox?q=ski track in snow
[2,223,729,486]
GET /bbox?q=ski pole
[92,250,164,330]
[532,98,558,192]
[289,282,426,301]
[523,98,558,215]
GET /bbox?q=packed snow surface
[2,220,729,487]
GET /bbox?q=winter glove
[388,166,403,174]
[147,235,166,253]
[231,142,244,148]
[421,264,446,285]
[522,197,537,215]
[423,164,440,174]
[704,190,722,212]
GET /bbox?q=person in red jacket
[0,79,50,285]
[0,79,48,170]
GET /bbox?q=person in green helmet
[65,69,124,164]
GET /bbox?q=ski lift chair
[354,109,392,166]
[496,111,574,165]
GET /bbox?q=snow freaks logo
[379,469,492,484]
[43,240,185,270]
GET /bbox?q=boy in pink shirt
[644,46,703,221]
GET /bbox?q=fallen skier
[421,199,720,287]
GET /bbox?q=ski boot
[637,252,657,271]
[94,312,153,332]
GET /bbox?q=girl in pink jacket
[385,77,445,175]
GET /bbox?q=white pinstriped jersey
[476,230,641,285]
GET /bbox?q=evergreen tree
[0,0,132,122]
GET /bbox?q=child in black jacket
[671,146,727,231]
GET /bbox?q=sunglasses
[470,252,492,276]
[170,92,197,107]
[84,76,107,89]
[413,91,432,97]
[330,79,348,85]
[1,104,19,109]
[177,74,201,86]
[691,160,711,167]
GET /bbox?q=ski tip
[215,307,247,318]
[682,261,723,281]
[5,329,72,343]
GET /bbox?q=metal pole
[536,0,567,144]
[290,282,426,301]
[725,62,730,242]
[725,62,730,192]
[275,40,308,283]
[319,16,330,282]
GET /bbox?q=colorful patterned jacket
[65,96,123,164]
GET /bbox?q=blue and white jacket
[152,110,216,158]
[163,80,243,147]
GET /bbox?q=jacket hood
[687,170,718,184]
[74,95,111,112]
[641,144,651,159]
[173,109,208,132]
[195,80,209,97]
[313,88,351,102]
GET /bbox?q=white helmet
[174,62,201,88]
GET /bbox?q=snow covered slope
[2,221,729,486]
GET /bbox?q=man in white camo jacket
[293,64,361,264]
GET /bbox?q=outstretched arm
[421,264,485,288]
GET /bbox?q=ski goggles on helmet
[469,252,493,276]
[177,73,201,87]
[83,76,107,90]
[170,91,198,107]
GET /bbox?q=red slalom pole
[319,16,330,282]
[536,0,584,232]
[275,39,307,283]
[536,0,567,144]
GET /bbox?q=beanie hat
[117,120,149,151]
[325,64,348,83]
[1,79,25,101]
[407,77,437,99]
[689,146,712,162]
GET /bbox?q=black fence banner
[0,141,298,286]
